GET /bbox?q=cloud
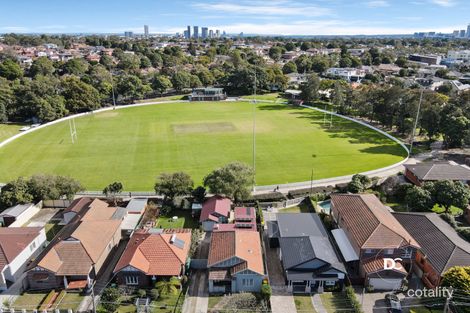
[365,0,390,7]
[0,26,29,32]
[431,0,456,7]
[192,1,332,17]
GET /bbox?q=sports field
[0,101,407,190]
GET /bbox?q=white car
[19,126,31,131]
[31,123,41,128]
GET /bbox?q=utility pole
[409,88,424,155]
[310,168,314,196]
[110,72,116,110]
[252,64,257,190]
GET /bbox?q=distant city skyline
[1,0,470,36]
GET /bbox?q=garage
[368,278,403,291]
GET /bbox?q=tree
[404,185,433,211]
[62,58,89,76]
[261,283,272,301]
[61,76,101,112]
[203,162,254,202]
[282,61,297,74]
[116,74,145,101]
[300,74,320,103]
[29,57,55,77]
[191,186,206,204]
[0,59,23,80]
[395,56,408,68]
[152,74,172,96]
[441,266,470,294]
[0,177,33,209]
[429,180,470,213]
[171,71,191,92]
[331,81,346,113]
[155,172,194,204]
[268,46,285,62]
[440,106,470,148]
[103,181,123,205]
[0,77,14,122]
[347,174,371,193]
[155,277,181,297]
[100,287,121,313]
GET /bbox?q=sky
[1,0,469,36]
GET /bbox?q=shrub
[441,213,458,228]
[457,228,470,242]
[137,289,146,298]
[260,283,272,301]
[345,286,364,313]
[150,289,159,300]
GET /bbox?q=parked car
[385,294,402,313]
[31,123,41,128]
[19,126,31,131]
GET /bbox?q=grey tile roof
[393,212,470,275]
[404,162,470,181]
[276,213,345,273]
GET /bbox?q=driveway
[270,288,297,313]
[26,208,60,227]
[355,288,391,313]
[183,270,208,313]
[263,233,285,286]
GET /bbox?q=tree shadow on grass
[259,104,403,148]
[359,144,408,157]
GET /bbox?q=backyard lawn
[45,221,64,241]
[0,101,406,190]
[156,209,199,229]
[320,292,355,313]
[12,293,47,310]
[54,292,84,310]
[294,295,317,313]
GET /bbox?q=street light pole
[252,65,257,190]
[410,89,424,155]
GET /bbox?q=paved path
[270,289,297,313]
[312,294,328,313]
[183,270,208,313]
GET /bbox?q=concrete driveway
[270,288,297,313]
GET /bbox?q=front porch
[208,269,232,294]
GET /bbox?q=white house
[0,203,41,227]
[0,227,46,291]
[326,68,366,82]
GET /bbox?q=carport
[331,229,359,262]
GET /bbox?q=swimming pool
[317,200,331,214]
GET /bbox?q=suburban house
[189,88,227,101]
[121,198,147,236]
[0,203,41,227]
[114,229,191,287]
[330,194,420,290]
[207,230,265,293]
[62,197,93,224]
[199,196,232,231]
[213,207,257,232]
[394,212,470,288]
[26,199,122,290]
[267,213,346,293]
[404,161,470,186]
[0,227,46,291]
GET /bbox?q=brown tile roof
[208,269,230,280]
[393,212,470,275]
[331,194,419,250]
[404,161,470,181]
[32,198,121,275]
[0,227,42,272]
[114,229,191,276]
[208,230,264,275]
[64,197,93,214]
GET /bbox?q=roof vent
[170,234,176,243]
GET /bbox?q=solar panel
[173,237,185,249]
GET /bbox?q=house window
[385,249,394,255]
[125,276,139,285]
[242,278,254,286]
[365,249,374,254]
[325,281,336,286]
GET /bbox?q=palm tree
[155,277,181,297]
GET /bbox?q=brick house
[404,161,470,186]
[114,229,191,287]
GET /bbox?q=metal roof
[0,203,34,218]
[126,198,148,213]
[331,229,360,262]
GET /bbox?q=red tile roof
[199,196,231,222]
[331,194,419,250]
[114,229,191,276]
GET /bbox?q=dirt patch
[172,122,236,134]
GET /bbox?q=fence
[258,196,305,211]
[43,199,72,208]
